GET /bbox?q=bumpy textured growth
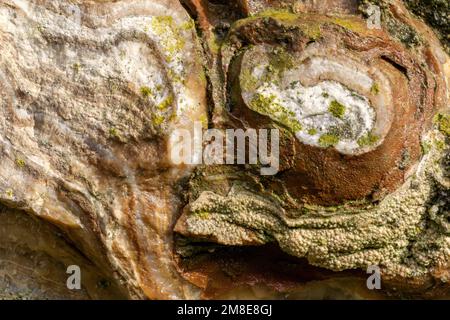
[176,0,449,298]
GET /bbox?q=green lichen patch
[109,127,119,138]
[435,139,445,150]
[434,113,450,136]
[194,211,210,219]
[357,132,379,147]
[71,62,81,73]
[5,189,14,198]
[328,100,346,119]
[421,140,432,155]
[319,134,339,147]
[36,25,45,33]
[15,158,25,168]
[168,111,177,122]
[269,47,294,76]
[302,23,322,40]
[231,9,298,30]
[370,83,380,95]
[150,15,186,62]
[308,128,318,135]
[151,15,174,33]
[249,93,302,133]
[140,86,153,98]
[240,69,259,92]
[167,69,184,84]
[208,35,222,54]
[166,39,186,59]
[157,94,174,111]
[253,9,298,22]
[331,17,366,33]
[152,114,165,126]
[199,114,208,128]
[181,19,195,31]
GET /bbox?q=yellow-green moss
[166,38,186,59]
[319,134,339,147]
[151,16,174,33]
[5,189,14,198]
[151,16,185,62]
[435,139,445,150]
[157,94,174,111]
[240,69,259,92]
[371,83,380,95]
[208,35,222,54]
[332,17,365,33]
[232,9,298,29]
[357,132,379,147]
[199,114,208,128]
[434,113,450,136]
[194,211,210,219]
[250,93,302,132]
[308,128,318,135]
[421,141,431,154]
[199,70,207,86]
[167,69,183,83]
[181,19,195,31]
[269,47,294,75]
[152,114,165,126]
[140,86,153,98]
[303,23,322,40]
[15,158,25,168]
[328,100,346,119]
[109,127,119,138]
[71,63,81,73]
[257,9,298,21]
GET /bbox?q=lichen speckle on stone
[434,113,450,136]
[357,132,380,147]
[328,100,346,119]
[319,133,340,147]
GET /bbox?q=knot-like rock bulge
[240,45,388,154]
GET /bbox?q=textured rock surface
[176,0,450,298]
[0,0,207,299]
[0,0,449,299]
[404,0,449,53]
